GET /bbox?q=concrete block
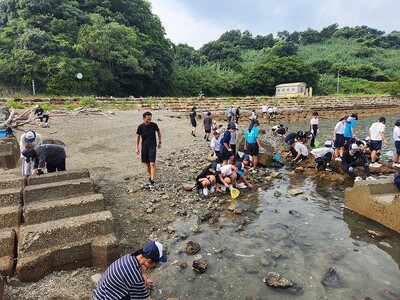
[0,229,16,276]
[0,206,21,228]
[0,188,22,207]
[0,176,24,190]
[344,179,400,233]
[23,194,105,225]
[91,234,120,269]
[23,178,94,204]
[18,211,114,254]
[27,169,90,186]
[0,138,20,169]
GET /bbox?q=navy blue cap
[143,241,167,262]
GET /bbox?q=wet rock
[192,259,208,273]
[167,226,175,234]
[190,225,202,233]
[186,241,201,255]
[263,272,294,288]
[208,215,220,224]
[271,172,281,178]
[177,233,189,241]
[181,183,195,191]
[274,191,281,197]
[260,258,270,266]
[321,267,341,287]
[366,229,388,238]
[288,189,304,196]
[289,210,301,217]
[178,262,188,269]
[7,277,23,287]
[228,204,237,211]
[294,167,304,174]
[301,196,308,201]
[244,266,259,274]
[234,208,243,214]
[198,211,213,222]
[214,247,224,254]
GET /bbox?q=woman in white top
[310,111,319,148]
[393,119,400,167]
[19,130,43,176]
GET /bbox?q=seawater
[151,114,400,300]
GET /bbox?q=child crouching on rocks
[196,162,221,197]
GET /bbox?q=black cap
[379,116,386,123]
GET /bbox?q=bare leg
[150,162,156,180]
[253,155,258,169]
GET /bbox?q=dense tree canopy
[0,0,398,97]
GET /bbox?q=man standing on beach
[136,111,161,188]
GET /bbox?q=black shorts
[370,140,382,151]
[191,120,197,127]
[396,141,400,155]
[334,134,344,148]
[205,129,211,133]
[248,143,259,156]
[221,148,234,161]
[141,145,156,163]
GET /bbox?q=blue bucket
[0,129,7,138]
[274,153,281,162]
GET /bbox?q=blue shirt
[93,254,149,300]
[227,107,233,117]
[344,119,356,138]
[245,126,259,144]
[220,130,232,152]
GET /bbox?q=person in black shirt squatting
[136,111,162,188]
[93,240,167,300]
[34,105,49,123]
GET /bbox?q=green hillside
[0,0,398,98]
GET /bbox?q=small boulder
[192,259,208,273]
[321,267,341,287]
[263,272,293,288]
[288,189,304,196]
[186,241,201,255]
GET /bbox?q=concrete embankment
[0,169,119,284]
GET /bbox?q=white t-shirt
[210,137,222,151]
[220,164,233,176]
[311,147,334,158]
[295,142,308,156]
[261,105,268,113]
[393,126,400,142]
[334,121,345,134]
[19,132,43,156]
[310,117,319,125]
[369,122,385,141]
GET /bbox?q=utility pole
[32,80,36,95]
[336,70,340,94]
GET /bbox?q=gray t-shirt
[295,142,308,156]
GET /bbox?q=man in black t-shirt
[136,111,161,188]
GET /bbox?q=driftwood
[0,106,113,132]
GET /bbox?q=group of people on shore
[281,111,399,181]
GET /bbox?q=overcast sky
[148,0,400,49]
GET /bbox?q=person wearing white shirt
[333,117,346,160]
[310,111,319,148]
[368,116,388,167]
[210,130,222,161]
[393,119,400,167]
[19,130,43,176]
[311,141,334,171]
[261,104,268,118]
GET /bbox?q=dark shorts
[141,145,156,163]
[221,148,234,161]
[248,143,259,156]
[370,140,382,151]
[191,120,197,127]
[334,134,344,148]
[205,129,211,133]
[47,158,66,173]
[396,141,400,155]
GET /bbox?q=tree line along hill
[0,0,399,98]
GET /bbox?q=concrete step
[0,229,16,276]
[16,233,119,282]
[0,176,24,190]
[0,205,21,228]
[23,194,105,225]
[26,169,90,186]
[23,178,94,204]
[18,211,114,254]
[0,188,22,207]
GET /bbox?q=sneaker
[370,162,382,168]
[236,182,247,189]
[220,186,227,192]
[210,186,216,193]
[203,187,209,196]
[149,179,155,188]
[325,166,333,172]
[354,176,362,182]
[335,157,342,161]
[366,176,376,181]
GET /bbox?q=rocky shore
[3,108,398,299]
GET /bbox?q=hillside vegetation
[0,0,398,98]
